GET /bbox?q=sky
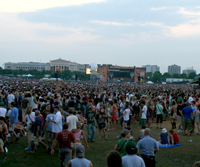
[1,0,200,74]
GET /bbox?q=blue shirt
[136,136,158,156]
[191,105,197,117]
[160,133,168,144]
[182,107,193,119]
[33,117,42,136]
[10,107,19,124]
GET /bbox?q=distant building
[168,64,181,75]
[50,58,89,72]
[142,65,160,73]
[4,62,50,71]
[182,67,196,76]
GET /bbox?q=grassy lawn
[3,120,199,167]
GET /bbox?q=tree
[152,71,162,83]
[180,73,187,79]
[188,72,196,79]
[61,70,73,80]
[172,73,181,78]
[162,72,171,82]
[145,72,153,81]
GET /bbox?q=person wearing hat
[122,140,145,167]
[50,105,62,144]
[159,128,170,146]
[0,102,6,118]
[67,145,93,167]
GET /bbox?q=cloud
[151,7,166,11]
[178,7,200,16]
[0,13,99,43]
[91,20,131,26]
[0,0,105,13]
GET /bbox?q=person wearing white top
[122,140,145,167]
[51,106,62,140]
[7,92,15,108]
[188,95,194,104]
[25,106,36,151]
[67,109,78,131]
[0,102,7,117]
[139,101,147,127]
[119,102,130,128]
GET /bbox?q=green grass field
[3,120,200,167]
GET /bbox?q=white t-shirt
[189,97,193,104]
[52,111,62,133]
[122,154,145,167]
[7,110,12,117]
[123,108,130,121]
[7,94,15,103]
[67,115,78,131]
[0,107,7,117]
[120,103,125,114]
[25,112,35,125]
[141,105,147,119]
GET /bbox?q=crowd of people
[0,77,200,166]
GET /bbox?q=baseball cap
[0,102,4,106]
[125,140,136,149]
[76,145,85,158]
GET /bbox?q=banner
[98,66,109,83]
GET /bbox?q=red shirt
[171,133,179,144]
[56,130,75,149]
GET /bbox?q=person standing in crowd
[137,128,159,167]
[67,109,78,131]
[119,102,130,128]
[21,94,29,124]
[67,145,93,167]
[51,123,75,167]
[28,110,49,154]
[25,106,35,151]
[9,102,19,143]
[181,103,195,136]
[156,100,163,129]
[51,106,62,144]
[85,106,97,142]
[114,130,131,157]
[7,91,15,109]
[96,104,107,140]
[71,122,89,158]
[191,100,197,134]
[44,107,55,144]
[195,104,200,135]
[122,140,145,167]
[177,100,183,133]
[0,102,6,117]
[139,101,147,127]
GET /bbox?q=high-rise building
[168,64,181,75]
[142,65,160,73]
[183,67,196,76]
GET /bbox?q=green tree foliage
[162,72,171,82]
[172,73,181,78]
[152,71,162,83]
[188,72,196,79]
[145,72,153,81]
[180,73,188,79]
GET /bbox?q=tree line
[146,71,198,83]
[0,68,89,81]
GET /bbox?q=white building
[182,67,196,76]
[50,58,89,72]
[142,65,160,73]
[4,62,50,71]
[168,64,181,75]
